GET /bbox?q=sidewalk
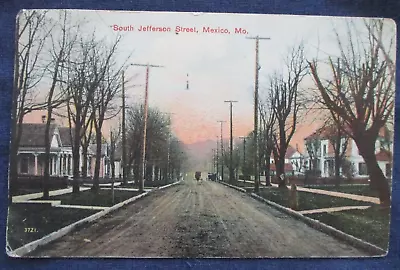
[12,187,91,202]
[236,179,380,204]
[295,186,380,204]
[298,205,371,215]
[101,187,153,192]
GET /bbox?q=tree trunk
[111,158,115,179]
[264,161,271,186]
[72,127,81,193]
[92,129,102,192]
[264,147,272,186]
[334,131,342,187]
[72,118,81,193]
[334,152,341,187]
[357,139,390,207]
[276,156,286,188]
[43,114,52,199]
[82,145,89,178]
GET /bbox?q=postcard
[6,10,396,258]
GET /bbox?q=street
[30,178,367,257]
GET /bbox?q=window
[358,162,368,176]
[20,156,29,174]
[323,145,327,156]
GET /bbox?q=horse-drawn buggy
[195,171,201,181]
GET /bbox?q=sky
[22,10,396,150]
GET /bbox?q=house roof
[19,123,57,147]
[304,124,343,140]
[58,127,74,147]
[270,163,294,171]
[305,124,392,142]
[376,149,392,162]
[285,145,297,158]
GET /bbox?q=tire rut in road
[170,180,230,257]
[30,184,185,257]
[209,182,367,257]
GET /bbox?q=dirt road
[30,179,367,258]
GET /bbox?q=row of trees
[123,104,188,185]
[10,10,188,200]
[211,19,394,206]
[10,10,127,198]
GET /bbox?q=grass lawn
[235,181,256,188]
[12,186,67,196]
[7,204,99,250]
[305,207,390,250]
[307,185,379,197]
[258,188,372,211]
[119,180,171,188]
[145,180,174,187]
[34,189,143,207]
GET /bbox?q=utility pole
[131,63,164,192]
[121,70,127,185]
[164,112,175,184]
[217,121,226,182]
[216,136,219,181]
[246,36,270,193]
[239,136,247,183]
[212,149,216,173]
[224,100,238,184]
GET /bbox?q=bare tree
[10,10,51,197]
[91,44,124,192]
[308,19,395,206]
[259,93,276,186]
[63,35,98,193]
[271,44,308,188]
[42,11,78,199]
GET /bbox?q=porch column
[60,154,64,175]
[69,155,72,175]
[152,165,155,181]
[56,154,60,176]
[34,153,38,175]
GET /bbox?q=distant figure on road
[195,171,201,182]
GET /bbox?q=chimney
[41,115,46,123]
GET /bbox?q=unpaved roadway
[30,179,367,258]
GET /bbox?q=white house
[303,125,393,178]
[269,145,305,176]
[17,117,116,179]
[17,122,74,177]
